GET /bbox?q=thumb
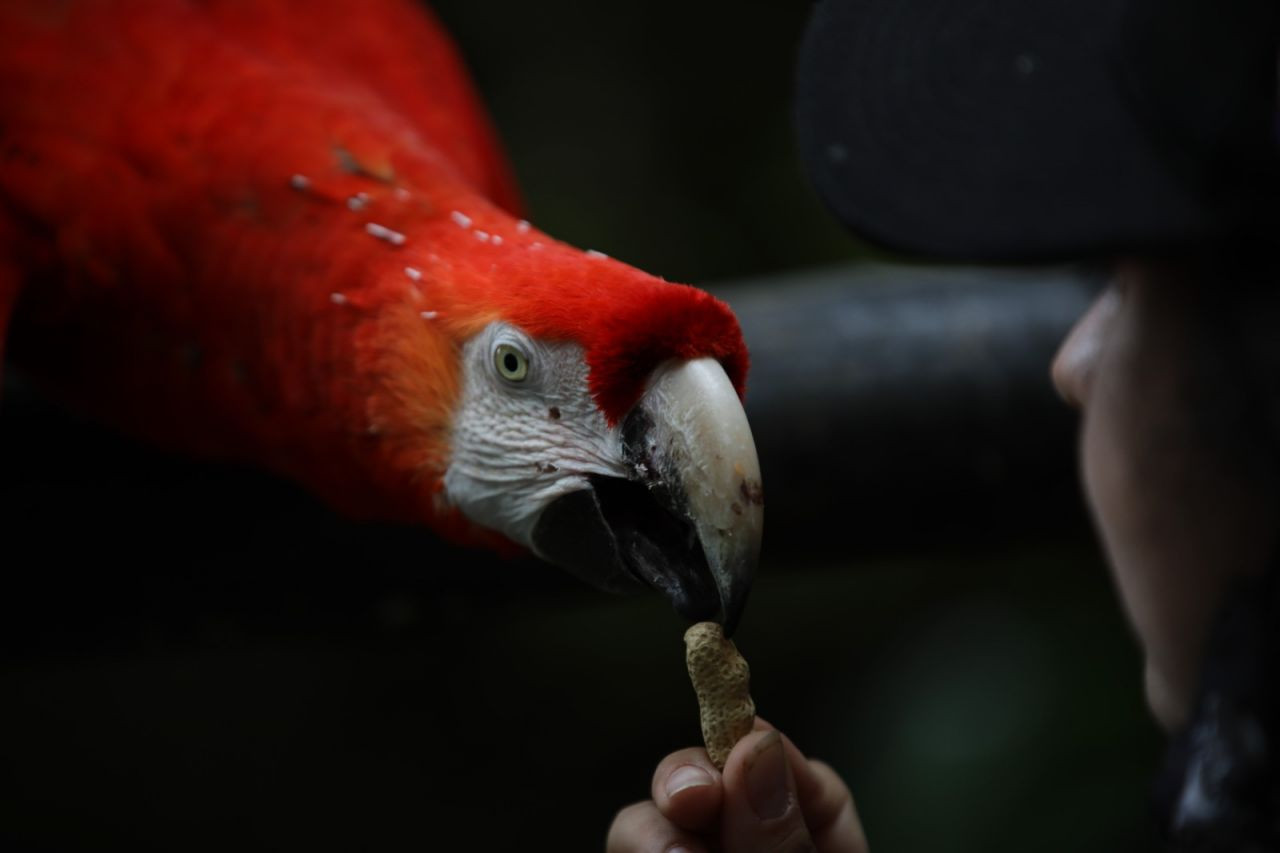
[720,730,815,853]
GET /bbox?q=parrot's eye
[494,343,529,382]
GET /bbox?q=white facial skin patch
[443,322,628,548]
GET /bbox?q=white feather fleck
[366,222,406,245]
[404,266,422,281]
[289,174,311,191]
[450,210,472,228]
[516,219,531,233]
[421,310,439,320]
[474,230,490,242]
[330,292,347,305]
[586,249,608,259]
[491,234,503,246]
[347,192,370,211]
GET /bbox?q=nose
[1051,287,1117,409]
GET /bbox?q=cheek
[1079,383,1164,644]
[1079,388,1201,727]
[1080,359,1276,729]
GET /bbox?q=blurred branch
[710,262,1102,558]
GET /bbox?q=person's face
[1051,260,1276,732]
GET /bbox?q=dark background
[0,1,1162,850]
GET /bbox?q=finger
[651,748,724,833]
[749,717,814,784]
[755,724,868,853]
[750,720,837,816]
[801,760,867,853]
[752,718,819,775]
[720,730,817,853]
[606,800,710,853]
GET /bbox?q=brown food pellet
[684,621,755,770]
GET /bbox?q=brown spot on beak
[739,479,764,507]
[548,406,561,420]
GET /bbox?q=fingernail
[666,764,713,798]
[745,731,793,820]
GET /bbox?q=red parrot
[0,0,762,630]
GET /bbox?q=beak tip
[624,357,763,637]
[716,558,754,638]
[719,602,744,638]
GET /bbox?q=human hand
[606,719,867,853]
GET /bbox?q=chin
[1144,662,1192,733]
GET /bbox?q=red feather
[0,0,749,547]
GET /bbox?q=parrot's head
[384,210,762,633]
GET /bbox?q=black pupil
[503,352,520,374]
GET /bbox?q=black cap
[795,0,1280,262]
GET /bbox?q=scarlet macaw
[0,0,762,630]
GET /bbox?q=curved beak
[531,358,763,634]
